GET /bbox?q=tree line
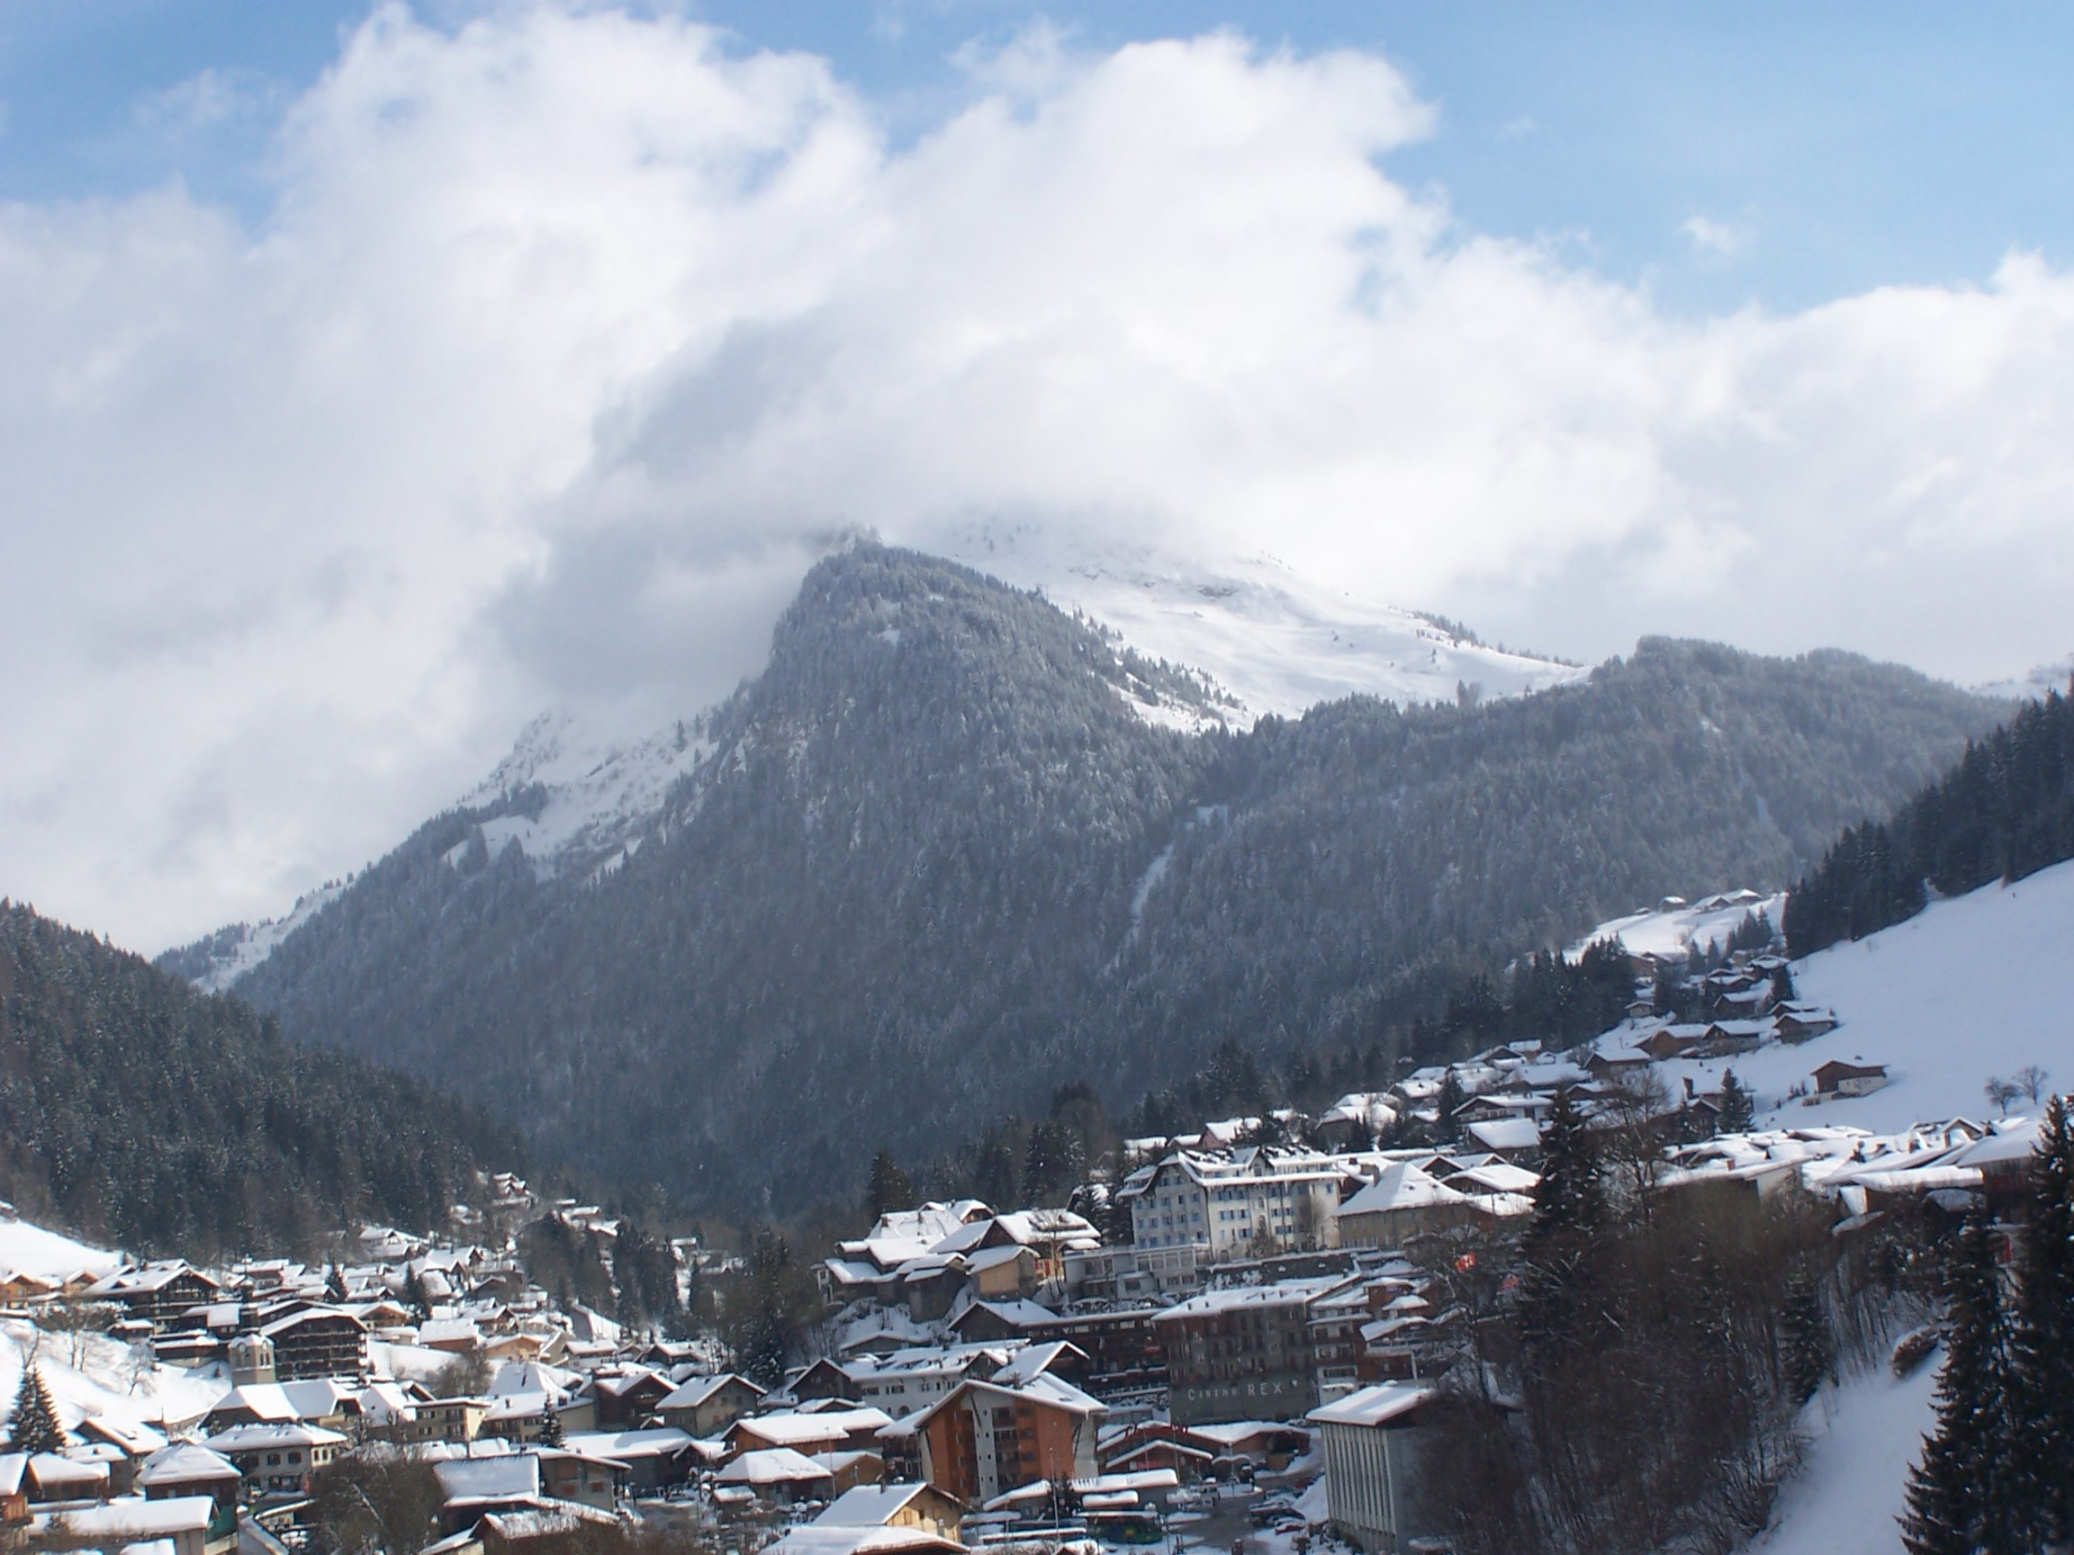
[1786,683,2074,955]
[0,901,520,1258]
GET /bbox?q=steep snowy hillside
[453,706,716,881]
[1627,855,2074,1128]
[1,1314,224,1435]
[1752,1361,1939,1555]
[939,520,1587,723]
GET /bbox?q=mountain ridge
[162,545,2007,1211]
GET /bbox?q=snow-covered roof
[26,1496,213,1539]
[815,1482,945,1527]
[736,1408,892,1445]
[718,1447,835,1486]
[766,1527,960,1555]
[201,1424,349,1452]
[1466,1117,1542,1152]
[560,1428,693,1461]
[435,1453,540,1505]
[1157,1276,1350,1320]
[1309,1382,1437,1429]
[1337,1164,1468,1218]
[134,1444,241,1487]
[656,1372,763,1412]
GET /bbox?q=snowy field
[1631,855,2074,1128]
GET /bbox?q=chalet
[730,1407,894,1460]
[1697,1020,1770,1057]
[26,1495,217,1555]
[93,1263,224,1331]
[1334,1165,1483,1248]
[415,1397,491,1445]
[201,1423,347,1496]
[716,1448,835,1505]
[1773,1005,1841,1044]
[537,1447,626,1514]
[948,1299,1058,1344]
[1097,1421,1218,1481]
[26,1453,109,1504]
[814,1481,965,1542]
[913,1374,1105,1504]
[1463,1117,1542,1164]
[0,1453,26,1524]
[433,1454,549,1534]
[652,1373,766,1438]
[1811,1060,1890,1100]
[586,1369,672,1429]
[1635,1026,1706,1062]
[787,1358,862,1405]
[135,1444,243,1515]
[1585,1050,1651,1083]
[560,1429,699,1494]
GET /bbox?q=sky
[4,1,2073,952]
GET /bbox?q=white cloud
[4,4,2072,951]
[1680,212,1751,262]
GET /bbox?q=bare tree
[1985,1075,2024,1114]
[2014,1064,2051,1106]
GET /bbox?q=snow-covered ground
[1567,889,1785,964]
[0,1316,225,1435]
[455,706,715,879]
[1631,856,2074,1128]
[939,521,1586,726]
[1753,1360,1939,1555]
[0,1217,124,1282]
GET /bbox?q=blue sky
[5,1,2070,313]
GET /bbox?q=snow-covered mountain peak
[456,704,715,881]
[933,518,1588,723]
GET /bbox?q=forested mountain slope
[195,546,2002,1210]
[0,902,519,1256]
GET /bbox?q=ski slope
[1637,856,2074,1129]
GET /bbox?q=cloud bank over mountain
[5,4,2071,947]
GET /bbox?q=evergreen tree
[865,1149,913,1223]
[1781,1269,1834,1404]
[6,1363,66,1454]
[1432,1071,1466,1146]
[1901,1212,2016,1555]
[1770,963,1798,1004]
[536,1406,565,1448]
[1718,1070,1756,1134]
[1517,1090,1609,1359]
[1525,1091,1608,1250]
[2006,1095,2074,1548]
[724,1231,806,1388]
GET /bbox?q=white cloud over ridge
[3,3,2072,950]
